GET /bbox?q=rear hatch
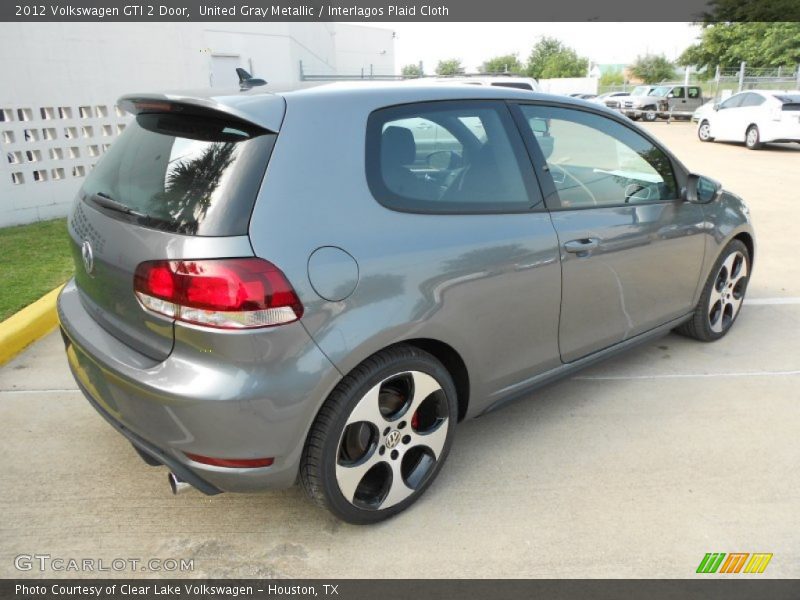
[776,93,800,125]
[68,93,284,360]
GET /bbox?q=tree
[599,69,625,87]
[701,0,800,21]
[526,37,589,79]
[401,64,422,79]
[435,59,464,76]
[679,23,800,71]
[480,54,523,75]
[629,54,675,84]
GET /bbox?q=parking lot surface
[1,122,798,578]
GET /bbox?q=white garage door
[210,55,241,89]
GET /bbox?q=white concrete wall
[0,23,395,227]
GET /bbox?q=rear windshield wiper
[90,192,148,219]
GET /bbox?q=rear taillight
[134,258,303,329]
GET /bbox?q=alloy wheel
[708,250,748,334]
[698,122,711,141]
[335,370,449,510]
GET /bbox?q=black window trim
[365,99,546,216]
[507,100,688,212]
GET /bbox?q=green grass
[0,218,74,321]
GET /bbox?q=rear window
[775,94,800,111]
[81,113,275,236]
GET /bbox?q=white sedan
[697,90,800,149]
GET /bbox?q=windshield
[652,86,672,97]
[631,86,652,96]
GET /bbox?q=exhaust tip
[168,472,191,495]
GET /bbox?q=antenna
[236,68,268,90]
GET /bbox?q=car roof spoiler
[118,90,286,133]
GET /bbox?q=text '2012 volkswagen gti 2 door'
[59,84,754,523]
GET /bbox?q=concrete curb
[0,285,64,366]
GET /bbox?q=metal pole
[738,61,745,92]
[796,64,800,90]
[684,66,690,86]
[299,60,304,81]
[714,65,720,100]
[418,60,424,77]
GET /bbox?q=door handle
[564,238,599,254]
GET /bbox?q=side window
[671,87,685,99]
[740,93,766,107]
[366,101,540,213]
[688,87,701,99]
[518,105,678,209]
[720,94,744,109]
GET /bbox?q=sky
[373,22,702,73]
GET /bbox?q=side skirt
[478,313,692,417]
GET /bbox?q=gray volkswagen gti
[58,83,754,524]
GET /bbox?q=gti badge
[81,240,95,276]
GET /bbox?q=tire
[300,345,458,524]
[745,125,762,150]
[643,109,657,122]
[675,239,750,342]
[698,120,713,142]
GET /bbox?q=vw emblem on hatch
[385,430,401,449]
[81,240,95,276]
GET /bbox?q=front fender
[693,190,755,304]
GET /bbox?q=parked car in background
[698,90,800,149]
[608,85,656,117]
[593,91,629,108]
[620,84,705,121]
[428,75,540,91]
[568,93,597,100]
[692,100,716,122]
[58,83,754,523]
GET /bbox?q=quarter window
[518,105,678,209]
[366,101,539,213]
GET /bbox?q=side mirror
[684,173,722,204]
[537,135,555,160]
[713,103,720,111]
[667,93,674,98]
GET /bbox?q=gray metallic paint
[58,83,754,494]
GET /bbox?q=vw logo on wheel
[385,430,401,449]
[81,240,95,276]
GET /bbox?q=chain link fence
[598,63,800,100]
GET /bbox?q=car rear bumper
[759,120,800,143]
[58,278,341,494]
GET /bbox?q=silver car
[58,83,754,524]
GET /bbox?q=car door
[736,92,767,140]
[667,86,686,113]
[685,86,704,113]
[512,103,705,362]
[711,93,746,140]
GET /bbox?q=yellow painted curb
[0,285,64,366]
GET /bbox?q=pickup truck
[620,84,705,121]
